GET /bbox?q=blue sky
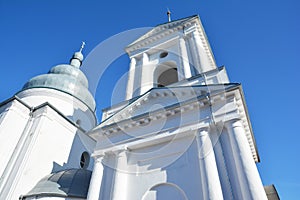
[0,0,299,198]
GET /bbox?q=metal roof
[22,53,96,111]
[21,169,92,199]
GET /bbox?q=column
[196,128,224,200]
[191,31,216,73]
[219,127,244,200]
[178,37,192,79]
[210,131,233,200]
[111,150,130,200]
[87,156,104,200]
[225,120,268,200]
[125,57,136,100]
[140,53,153,95]
[187,35,201,75]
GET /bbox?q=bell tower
[125,15,217,100]
[88,15,270,200]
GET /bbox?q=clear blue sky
[0,0,299,199]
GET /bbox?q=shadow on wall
[51,128,95,173]
[51,104,97,173]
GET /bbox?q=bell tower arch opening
[155,61,178,87]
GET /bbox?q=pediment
[97,83,238,130]
[125,15,199,53]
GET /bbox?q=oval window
[80,152,90,169]
[159,52,168,58]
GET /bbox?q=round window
[76,119,81,126]
[159,51,168,58]
[80,152,90,169]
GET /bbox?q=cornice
[0,95,89,134]
[89,84,240,136]
[125,16,201,55]
[90,84,259,162]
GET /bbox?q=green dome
[22,51,96,111]
[21,169,92,199]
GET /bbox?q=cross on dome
[167,8,171,22]
[79,41,86,53]
[70,42,86,68]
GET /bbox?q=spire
[70,42,85,68]
[167,8,171,22]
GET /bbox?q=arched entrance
[142,183,188,200]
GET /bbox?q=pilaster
[191,31,215,73]
[178,36,192,79]
[126,57,137,100]
[140,53,153,95]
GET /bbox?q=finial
[70,42,85,68]
[167,8,171,22]
[79,41,86,53]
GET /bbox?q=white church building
[0,15,279,200]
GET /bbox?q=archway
[142,183,188,200]
[155,61,178,87]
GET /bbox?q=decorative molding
[125,16,201,54]
[91,84,259,163]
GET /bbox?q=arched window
[80,152,90,169]
[142,182,188,200]
[157,68,178,87]
[155,61,178,87]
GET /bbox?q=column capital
[197,126,210,136]
[178,34,187,42]
[191,29,201,37]
[178,34,187,40]
[130,57,136,65]
[224,119,243,129]
[94,155,104,164]
[141,52,149,63]
[103,149,128,158]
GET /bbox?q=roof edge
[125,14,200,52]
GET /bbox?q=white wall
[17,88,97,131]
[0,100,30,180]
[0,99,96,200]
